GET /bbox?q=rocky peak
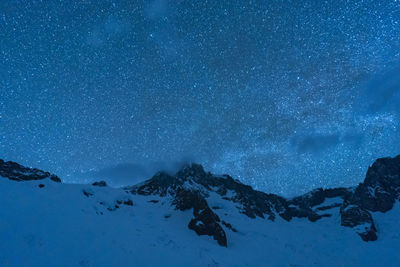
[176,163,207,180]
[130,163,288,219]
[0,159,61,183]
[128,157,400,245]
[130,163,323,246]
[364,155,400,196]
[129,164,229,247]
[3,155,400,247]
[352,155,400,212]
[333,155,400,241]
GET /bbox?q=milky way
[1,0,400,195]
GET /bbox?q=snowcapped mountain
[0,156,400,266]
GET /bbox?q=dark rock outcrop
[337,155,400,240]
[132,164,288,221]
[176,165,288,220]
[176,189,227,247]
[134,175,228,247]
[116,199,134,206]
[83,190,93,197]
[129,155,400,245]
[352,155,400,212]
[0,159,61,183]
[92,181,107,187]
[281,187,352,222]
[129,163,346,246]
[129,164,289,246]
[4,154,400,246]
[290,188,352,209]
[123,199,133,206]
[340,202,377,241]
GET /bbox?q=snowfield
[0,177,399,267]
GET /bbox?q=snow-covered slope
[0,157,400,266]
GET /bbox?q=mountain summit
[0,156,400,265]
[127,156,400,245]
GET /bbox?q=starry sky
[1,0,400,196]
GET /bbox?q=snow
[0,178,399,266]
[341,204,358,212]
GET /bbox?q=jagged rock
[123,199,133,206]
[125,156,400,244]
[83,190,93,197]
[279,206,331,222]
[290,188,352,209]
[107,205,119,211]
[129,167,230,247]
[315,203,342,211]
[0,159,61,183]
[173,188,206,211]
[117,199,134,206]
[174,188,227,247]
[221,221,238,232]
[92,181,107,187]
[188,208,227,247]
[281,187,352,222]
[128,163,360,244]
[134,172,180,197]
[1,155,400,246]
[177,165,288,220]
[184,192,227,246]
[352,155,400,212]
[340,202,377,241]
[4,154,400,265]
[51,176,62,182]
[133,164,288,220]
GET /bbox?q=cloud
[355,65,400,114]
[291,134,340,153]
[291,132,364,153]
[73,157,196,187]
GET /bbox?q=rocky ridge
[128,155,400,246]
[1,155,400,247]
[0,159,61,183]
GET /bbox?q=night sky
[1,0,400,196]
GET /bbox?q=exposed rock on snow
[352,155,400,212]
[340,202,377,241]
[92,181,107,187]
[0,159,61,183]
[128,156,400,246]
[1,155,400,248]
[337,155,400,239]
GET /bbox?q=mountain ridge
[1,155,400,247]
